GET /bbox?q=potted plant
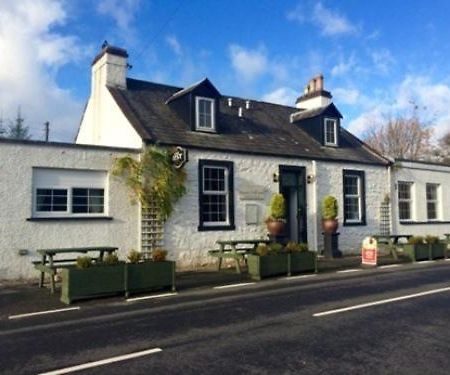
[402,236,429,261]
[60,253,125,304]
[285,242,317,276]
[425,235,446,259]
[247,243,288,280]
[265,193,286,236]
[124,249,176,297]
[321,195,338,233]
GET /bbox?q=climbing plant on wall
[113,146,186,221]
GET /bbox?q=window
[426,183,440,220]
[32,168,107,218]
[398,181,413,221]
[343,170,366,225]
[198,160,234,231]
[195,96,215,131]
[324,118,338,146]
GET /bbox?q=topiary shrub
[321,195,338,220]
[152,248,167,262]
[408,236,425,245]
[268,193,286,220]
[127,249,142,264]
[103,253,119,265]
[425,235,439,244]
[76,256,92,269]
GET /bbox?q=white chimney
[295,74,332,110]
[228,98,233,107]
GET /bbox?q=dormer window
[195,96,215,131]
[324,118,338,146]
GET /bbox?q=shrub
[268,193,286,220]
[127,249,142,264]
[425,235,439,244]
[76,256,92,269]
[103,253,119,265]
[297,243,309,252]
[285,242,310,252]
[321,196,338,220]
[268,242,284,254]
[256,244,269,256]
[408,236,425,245]
[152,248,167,262]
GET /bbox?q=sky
[1,0,450,142]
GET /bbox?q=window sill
[399,220,450,225]
[198,224,236,232]
[343,221,366,227]
[27,216,114,222]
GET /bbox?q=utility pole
[44,121,50,142]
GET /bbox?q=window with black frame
[343,170,366,225]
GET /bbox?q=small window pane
[36,189,67,212]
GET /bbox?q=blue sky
[1,0,450,142]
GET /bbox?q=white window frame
[324,118,338,146]
[398,181,414,221]
[201,165,229,226]
[344,174,362,223]
[195,96,216,132]
[426,183,440,221]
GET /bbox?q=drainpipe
[311,160,318,251]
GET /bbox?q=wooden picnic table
[35,246,118,294]
[372,234,413,260]
[210,239,271,274]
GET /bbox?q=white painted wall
[296,95,332,110]
[391,160,450,237]
[0,140,141,280]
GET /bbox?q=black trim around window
[342,169,366,226]
[198,159,235,231]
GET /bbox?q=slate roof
[290,103,342,122]
[107,78,389,166]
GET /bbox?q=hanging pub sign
[171,146,188,169]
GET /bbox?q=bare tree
[435,131,450,164]
[363,104,433,160]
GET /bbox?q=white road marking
[281,274,317,280]
[213,282,256,289]
[417,260,436,264]
[38,348,162,375]
[8,307,80,320]
[126,292,177,302]
[378,264,401,269]
[336,269,362,273]
[313,286,450,317]
[445,258,450,261]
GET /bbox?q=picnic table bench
[208,239,271,274]
[372,234,412,260]
[34,246,118,294]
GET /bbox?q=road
[1,263,449,374]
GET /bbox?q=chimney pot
[228,98,233,107]
[245,100,251,109]
[238,107,243,117]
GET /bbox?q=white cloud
[262,87,298,106]
[331,54,357,77]
[166,35,183,57]
[370,48,395,74]
[333,88,361,105]
[97,0,140,32]
[0,0,86,141]
[229,44,268,82]
[288,2,357,36]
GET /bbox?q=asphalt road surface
[1,263,449,374]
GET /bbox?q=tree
[7,107,31,140]
[363,104,433,160]
[434,131,450,164]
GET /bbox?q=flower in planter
[425,235,439,244]
[268,242,284,254]
[255,244,269,256]
[408,236,424,245]
[76,256,92,269]
[103,253,120,265]
[127,249,142,264]
[285,242,309,252]
[152,248,168,262]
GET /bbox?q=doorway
[279,166,307,243]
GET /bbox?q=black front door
[279,166,307,243]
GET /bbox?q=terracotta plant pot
[266,219,285,236]
[322,219,338,234]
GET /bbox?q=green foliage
[408,236,425,245]
[268,193,286,220]
[152,248,167,262]
[103,253,119,265]
[127,249,142,264]
[425,235,439,244]
[255,244,269,256]
[285,242,309,252]
[113,146,187,221]
[268,242,283,254]
[321,195,338,220]
[76,256,92,269]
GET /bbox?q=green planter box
[288,251,317,275]
[61,263,125,304]
[430,243,446,259]
[402,244,430,261]
[247,253,288,280]
[125,261,176,297]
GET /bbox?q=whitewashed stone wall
[0,140,140,280]
[391,160,450,237]
[164,149,388,269]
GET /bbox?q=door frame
[278,165,308,243]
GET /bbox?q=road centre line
[336,269,362,273]
[313,286,450,317]
[8,307,80,320]
[214,282,256,289]
[126,292,178,302]
[38,348,162,375]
